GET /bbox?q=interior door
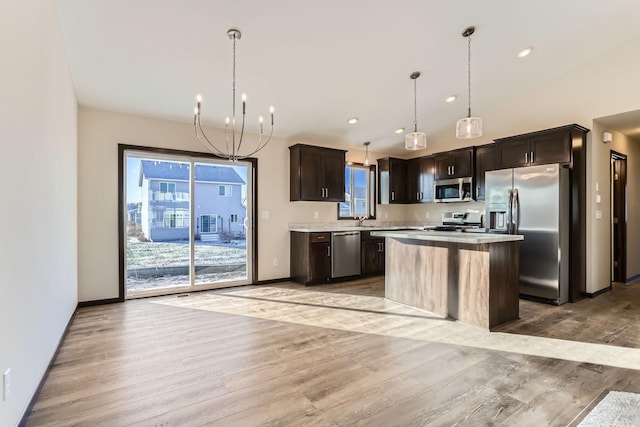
[611,152,627,283]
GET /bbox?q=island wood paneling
[385,237,519,329]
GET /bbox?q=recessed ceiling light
[347,117,359,125]
[395,128,405,134]
[517,47,533,58]
[445,95,457,103]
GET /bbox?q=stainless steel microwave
[434,177,473,203]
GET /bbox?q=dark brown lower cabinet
[290,232,331,284]
[360,231,385,276]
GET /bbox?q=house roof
[139,160,245,185]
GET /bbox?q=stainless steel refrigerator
[485,164,570,304]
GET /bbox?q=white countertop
[289,225,425,233]
[370,230,524,244]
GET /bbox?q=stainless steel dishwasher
[331,231,361,278]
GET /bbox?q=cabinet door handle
[327,246,331,257]
[391,191,395,201]
[531,151,534,163]
[451,165,455,175]
[525,152,528,164]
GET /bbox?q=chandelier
[193,29,274,161]
[405,71,427,150]
[456,26,482,139]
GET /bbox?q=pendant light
[405,71,427,150]
[456,26,482,139]
[363,141,371,166]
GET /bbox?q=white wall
[77,108,405,301]
[0,1,78,425]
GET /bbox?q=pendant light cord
[413,77,418,133]
[232,35,236,121]
[467,33,472,118]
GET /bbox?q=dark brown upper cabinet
[290,144,347,202]
[407,156,435,203]
[496,129,572,169]
[378,157,407,204]
[474,144,501,201]
[434,148,474,180]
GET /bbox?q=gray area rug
[579,391,640,426]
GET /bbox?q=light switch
[595,210,602,220]
[596,194,602,204]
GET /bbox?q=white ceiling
[55,0,640,155]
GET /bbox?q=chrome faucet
[356,215,368,226]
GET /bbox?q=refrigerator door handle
[512,188,520,234]
[507,189,514,234]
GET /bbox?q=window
[200,214,217,233]
[218,185,232,196]
[230,214,239,223]
[339,164,375,219]
[160,182,176,193]
[163,209,189,228]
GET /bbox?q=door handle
[512,189,520,234]
[507,189,514,234]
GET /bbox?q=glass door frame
[118,144,258,301]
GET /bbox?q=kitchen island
[371,230,524,330]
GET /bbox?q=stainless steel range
[427,212,483,232]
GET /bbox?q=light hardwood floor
[26,278,640,426]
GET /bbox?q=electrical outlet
[3,368,11,401]
[261,211,270,220]
[425,211,430,219]
[595,210,602,220]
[314,211,319,219]
[273,258,278,267]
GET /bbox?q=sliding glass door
[122,149,253,298]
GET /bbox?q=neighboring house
[138,160,246,242]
